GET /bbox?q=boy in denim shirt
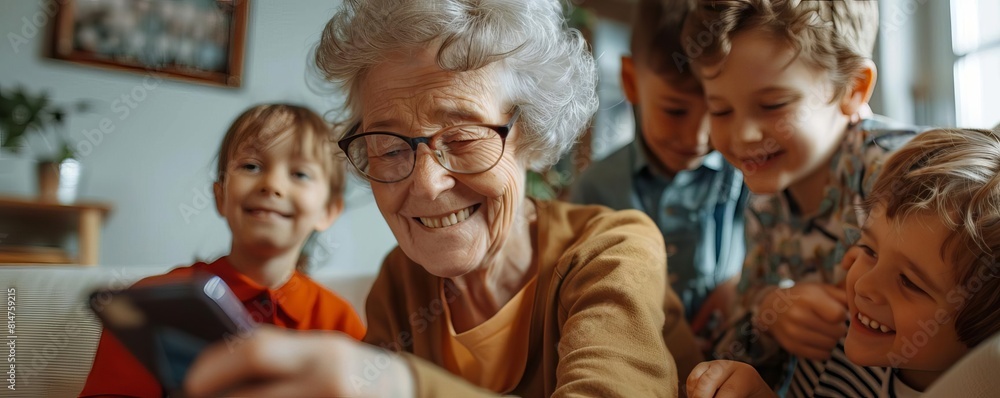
[571,0,748,349]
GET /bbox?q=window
[874,0,997,128]
[951,0,1000,128]
[590,17,633,161]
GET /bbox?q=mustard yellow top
[442,276,538,393]
[363,200,704,398]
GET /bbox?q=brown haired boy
[681,0,929,395]
[571,0,749,360]
[80,104,365,397]
[687,128,1000,397]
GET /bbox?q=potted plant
[0,85,89,203]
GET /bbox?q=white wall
[0,0,396,278]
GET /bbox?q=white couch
[1,266,375,398]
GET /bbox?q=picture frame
[48,0,250,88]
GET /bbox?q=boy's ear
[621,56,639,104]
[315,198,344,232]
[213,181,224,216]
[840,60,878,117]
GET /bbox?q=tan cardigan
[363,200,703,397]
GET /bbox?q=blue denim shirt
[571,138,748,320]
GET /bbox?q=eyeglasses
[338,107,521,183]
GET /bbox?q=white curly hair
[313,0,599,171]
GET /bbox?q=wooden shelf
[0,197,111,215]
[0,195,112,266]
[0,245,72,264]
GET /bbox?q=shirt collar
[202,257,315,323]
[630,135,725,177]
[700,151,725,171]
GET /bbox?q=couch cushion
[0,266,375,398]
[2,267,159,398]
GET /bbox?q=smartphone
[88,272,256,393]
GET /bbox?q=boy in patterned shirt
[687,128,1000,397]
[681,0,925,394]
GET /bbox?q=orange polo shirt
[79,257,365,398]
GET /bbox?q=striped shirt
[789,334,923,398]
[788,331,885,397]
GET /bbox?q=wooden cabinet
[0,196,111,265]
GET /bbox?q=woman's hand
[687,360,777,398]
[184,326,414,398]
[755,282,848,360]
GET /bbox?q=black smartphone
[88,272,256,393]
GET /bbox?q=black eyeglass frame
[337,107,522,183]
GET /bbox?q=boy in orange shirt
[80,104,365,397]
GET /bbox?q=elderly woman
[185,0,700,396]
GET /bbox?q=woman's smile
[415,203,481,229]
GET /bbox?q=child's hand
[756,283,848,360]
[691,276,739,335]
[687,360,777,398]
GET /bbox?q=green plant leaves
[0,85,80,160]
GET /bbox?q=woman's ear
[621,56,639,104]
[840,59,878,117]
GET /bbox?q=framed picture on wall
[49,0,250,88]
